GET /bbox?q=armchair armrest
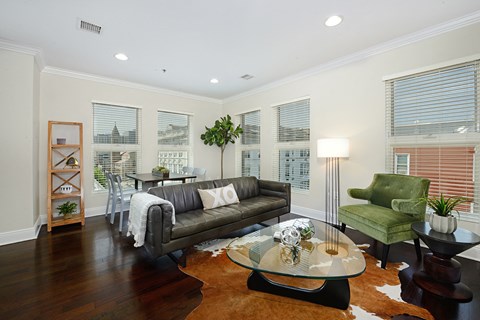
[348,187,372,201]
[391,198,426,216]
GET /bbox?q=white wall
[39,73,223,215]
[223,22,480,222]
[0,49,39,235]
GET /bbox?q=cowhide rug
[179,239,433,320]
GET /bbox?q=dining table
[126,172,197,191]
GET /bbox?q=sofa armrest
[146,203,174,245]
[348,187,372,201]
[391,198,426,216]
[259,180,291,208]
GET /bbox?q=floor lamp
[317,138,349,255]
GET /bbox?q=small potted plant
[152,165,170,178]
[425,194,470,233]
[56,201,78,219]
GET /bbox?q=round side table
[411,221,480,301]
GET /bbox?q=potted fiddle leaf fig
[425,194,470,233]
[200,114,243,179]
[57,201,78,219]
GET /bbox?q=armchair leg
[340,223,346,233]
[414,238,422,261]
[381,244,390,269]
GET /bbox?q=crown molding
[0,38,45,70]
[42,67,222,105]
[223,10,480,104]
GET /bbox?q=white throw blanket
[127,192,175,247]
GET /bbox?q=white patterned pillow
[198,184,240,210]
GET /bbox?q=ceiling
[1,1,480,101]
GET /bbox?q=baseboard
[0,215,42,246]
[291,205,326,221]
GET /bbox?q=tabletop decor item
[425,193,470,233]
[152,166,170,178]
[293,218,315,240]
[56,201,78,219]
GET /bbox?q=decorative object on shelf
[425,193,470,233]
[56,201,78,219]
[317,138,349,254]
[60,184,73,193]
[200,114,243,179]
[56,138,66,144]
[293,218,315,240]
[66,156,79,168]
[152,166,170,178]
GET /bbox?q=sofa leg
[168,248,188,268]
[340,223,346,233]
[381,244,390,269]
[414,238,422,261]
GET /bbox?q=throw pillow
[198,184,240,210]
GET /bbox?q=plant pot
[429,214,457,234]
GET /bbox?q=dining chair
[192,167,207,181]
[107,173,136,232]
[182,166,194,175]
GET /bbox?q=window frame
[92,102,142,192]
[236,110,261,178]
[272,98,310,192]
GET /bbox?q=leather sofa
[143,176,291,265]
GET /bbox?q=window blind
[157,110,191,173]
[273,98,310,191]
[92,103,142,191]
[385,59,480,222]
[238,110,260,178]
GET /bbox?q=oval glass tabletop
[226,219,366,280]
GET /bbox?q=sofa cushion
[171,206,242,239]
[232,196,287,218]
[198,184,240,210]
[213,177,260,200]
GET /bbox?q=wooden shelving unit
[47,121,85,232]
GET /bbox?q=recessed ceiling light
[325,15,343,27]
[210,78,219,84]
[114,53,128,61]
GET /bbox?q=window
[93,103,141,191]
[273,98,310,191]
[385,60,480,221]
[157,111,191,173]
[237,110,260,178]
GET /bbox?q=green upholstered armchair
[338,173,430,269]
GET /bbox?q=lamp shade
[317,138,349,158]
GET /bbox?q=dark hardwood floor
[0,213,479,319]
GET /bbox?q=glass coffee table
[226,219,366,309]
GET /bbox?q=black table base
[247,270,350,310]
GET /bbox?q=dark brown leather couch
[143,176,291,264]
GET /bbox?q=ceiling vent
[240,74,254,80]
[79,20,102,34]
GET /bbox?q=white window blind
[157,110,192,173]
[237,110,261,178]
[273,98,310,191]
[93,103,141,191]
[385,59,480,222]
